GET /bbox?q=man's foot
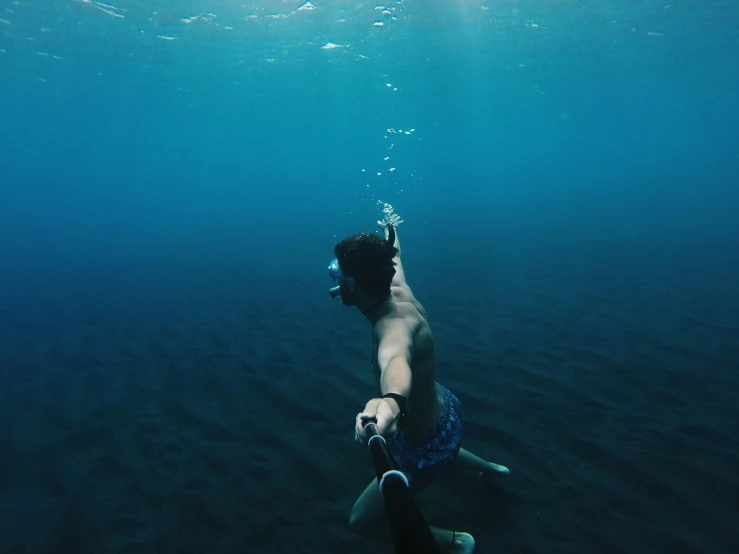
[448,531,475,554]
[480,461,510,478]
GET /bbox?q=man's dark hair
[334,232,397,296]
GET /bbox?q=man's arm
[354,318,415,441]
[373,318,414,435]
[376,318,413,398]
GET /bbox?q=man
[328,210,510,554]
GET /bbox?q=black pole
[364,422,442,554]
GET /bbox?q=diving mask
[328,258,342,298]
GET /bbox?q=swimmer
[327,208,510,553]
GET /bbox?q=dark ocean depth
[1,1,738,553]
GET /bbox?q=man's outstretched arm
[376,319,413,399]
[354,319,413,441]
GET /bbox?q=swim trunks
[391,383,462,493]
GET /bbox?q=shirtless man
[327,211,510,554]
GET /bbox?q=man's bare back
[370,287,444,437]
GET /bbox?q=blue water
[1,1,738,553]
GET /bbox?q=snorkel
[328,223,395,299]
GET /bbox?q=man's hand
[378,211,403,231]
[354,397,400,444]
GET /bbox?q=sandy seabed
[0,248,737,554]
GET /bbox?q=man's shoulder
[390,284,423,313]
[375,304,421,338]
[390,281,414,297]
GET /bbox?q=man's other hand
[354,397,399,444]
[377,212,403,231]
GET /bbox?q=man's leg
[349,478,476,553]
[349,479,392,542]
[452,448,510,476]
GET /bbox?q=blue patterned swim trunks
[391,383,462,493]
